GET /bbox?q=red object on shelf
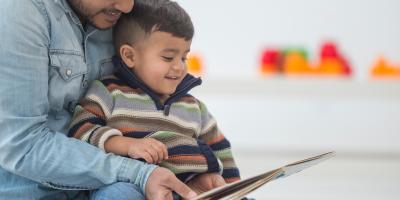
[260,49,281,75]
[320,42,339,59]
[339,56,352,76]
[319,41,352,76]
[261,49,280,65]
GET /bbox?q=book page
[190,151,335,200]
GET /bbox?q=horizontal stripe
[209,138,231,151]
[68,117,105,137]
[168,145,202,156]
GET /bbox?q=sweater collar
[112,56,202,114]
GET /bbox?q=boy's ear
[120,44,136,68]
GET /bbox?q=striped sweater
[68,57,240,183]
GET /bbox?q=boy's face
[125,31,191,98]
[68,0,134,30]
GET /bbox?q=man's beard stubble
[67,0,109,30]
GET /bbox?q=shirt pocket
[98,57,115,77]
[48,50,87,115]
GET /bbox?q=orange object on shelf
[317,58,345,76]
[260,63,279,75]
[186,53,203,76]
[283,52,310,75]
[370,57,400,78]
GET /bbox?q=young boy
[68,0,240,197]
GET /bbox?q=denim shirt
[0,0,156,199]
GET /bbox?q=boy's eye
[182,57,187,62]
[162,56,173,62]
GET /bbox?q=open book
[190,151,336,200]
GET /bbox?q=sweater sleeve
[197,100,241,183]
[68,80,122,150]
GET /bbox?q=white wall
[177,0,400,80]
[191,78,400,154]
[175,0,400,154]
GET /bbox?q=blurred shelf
[190,77,400,154]
[193,77,400,101]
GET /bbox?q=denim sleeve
[0,0,156,193]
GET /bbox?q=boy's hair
[113,0,194,55]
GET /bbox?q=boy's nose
[172,61,186,72]
[114,0,134,13]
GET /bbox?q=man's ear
[120,44,136,68]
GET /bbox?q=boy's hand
[186,173,226,194]
[127,138,168,164]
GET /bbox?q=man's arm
[0,0,155,192]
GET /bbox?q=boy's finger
[142,152,154,164]
[150,142,164,163]
[146,148,159,164]
[151,140,169,160]
[157,142,169,160]
[155,146,164,163]
[163,145,169,160]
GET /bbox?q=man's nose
[114,0,134,13]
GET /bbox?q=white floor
[233,150,400,200]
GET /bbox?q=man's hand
[186,173,226,194]
[146,167,197,200]
[127,138,168,164]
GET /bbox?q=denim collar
[112,56,202,115]
[55,0,72,13]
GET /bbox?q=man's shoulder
[13,0,63,14]
[1,0,65,26]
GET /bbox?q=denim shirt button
[65,69,72,77]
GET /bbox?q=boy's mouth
[165,76,180,80]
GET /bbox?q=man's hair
[113,0,194,55]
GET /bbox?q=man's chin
[89,20,116,30]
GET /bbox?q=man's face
[68,0,134,30]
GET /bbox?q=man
[0,0,196,199]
